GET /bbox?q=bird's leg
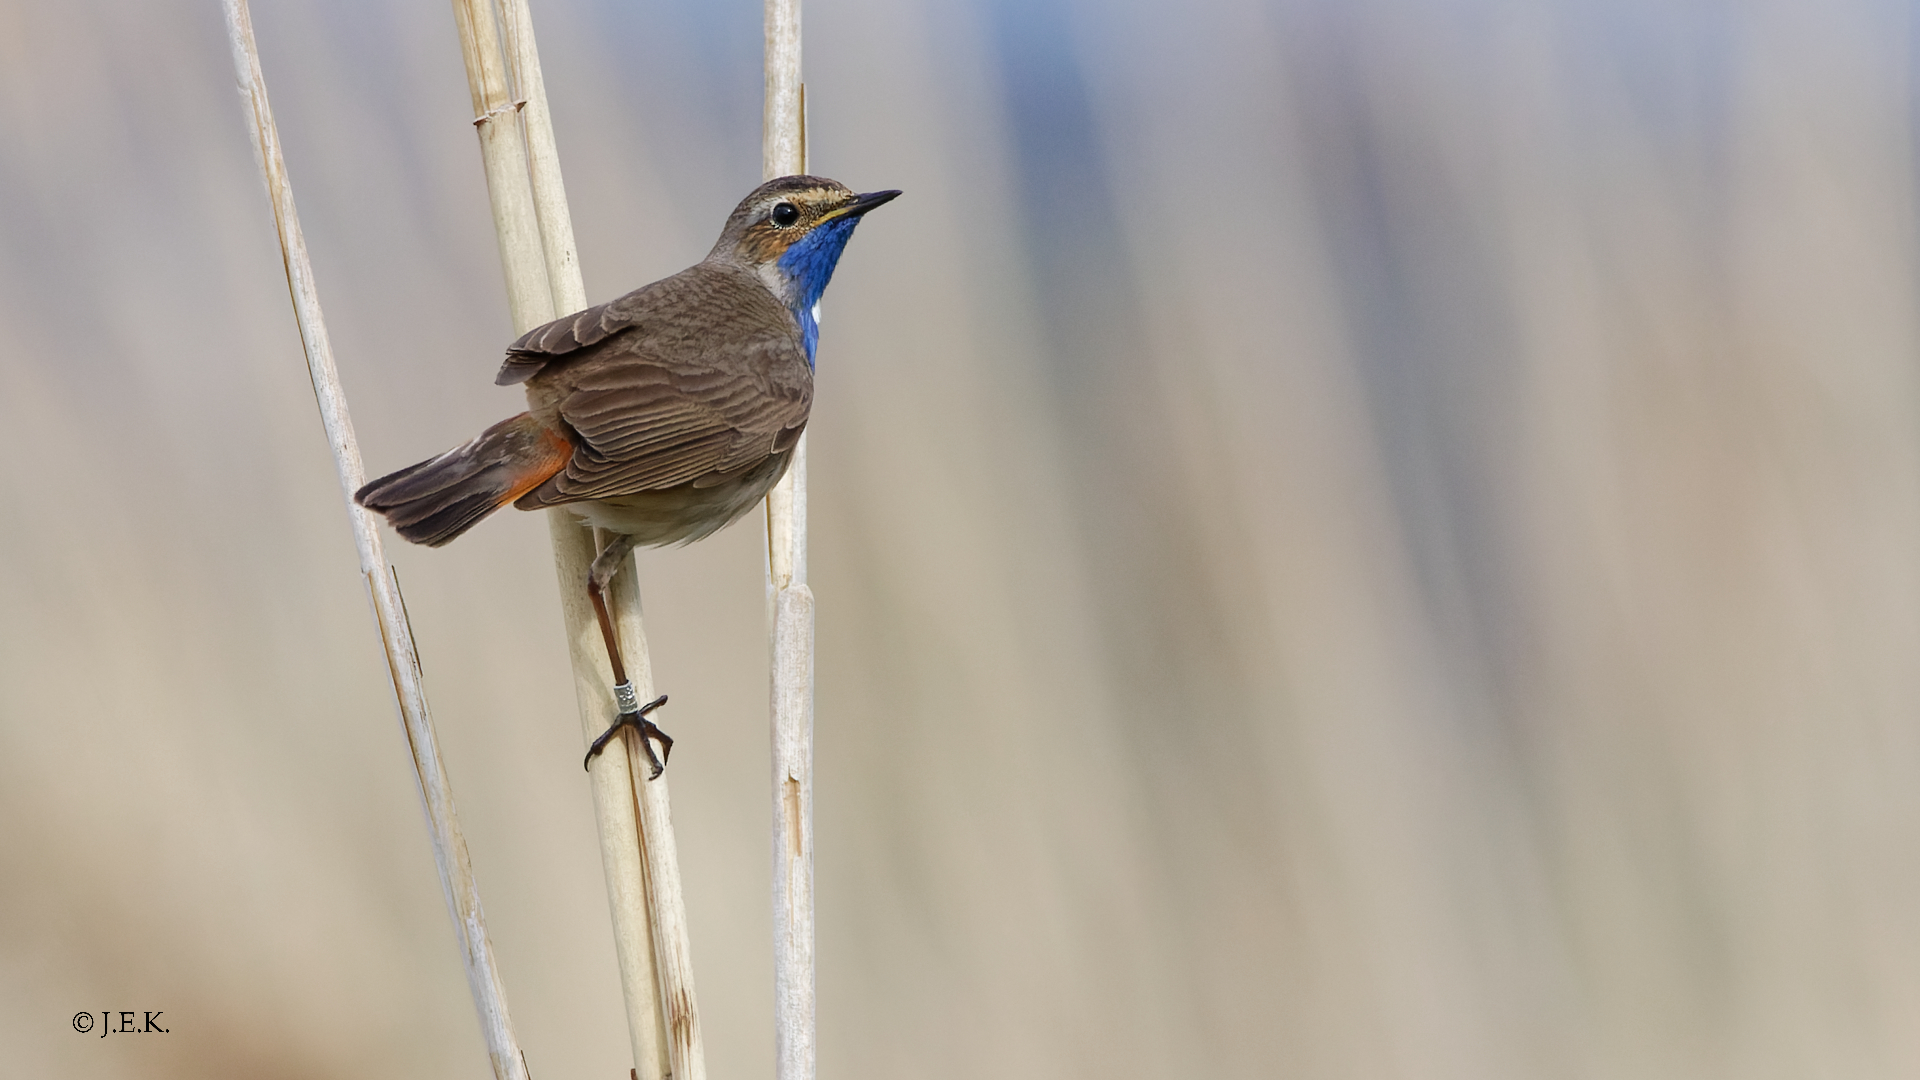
[582,532,673,777]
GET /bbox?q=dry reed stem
[221,3,529,1078]
[452,1,707,1077]
[763,3,817,1079]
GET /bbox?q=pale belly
[558,451,793,547]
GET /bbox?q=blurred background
[4,0,1918,1076]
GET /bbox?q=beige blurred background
[4,0,1919,1076]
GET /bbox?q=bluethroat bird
[355,175,899,777]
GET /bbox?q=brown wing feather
[496,282,661,386]
[512,264,812,508]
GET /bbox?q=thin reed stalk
[450,1,706,1078]
[220,3,528,1079]
[763,4,817,1079]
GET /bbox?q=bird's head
[708,176,900,359]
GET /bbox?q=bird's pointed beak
[821,189,902,223]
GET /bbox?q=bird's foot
[583,687,672,778]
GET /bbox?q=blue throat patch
[777,216,863,366]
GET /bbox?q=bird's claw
[583,693,672,778]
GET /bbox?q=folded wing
[509,267,812,507]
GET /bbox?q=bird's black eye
[769,201,801,228]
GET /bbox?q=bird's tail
[355,412,572,547]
